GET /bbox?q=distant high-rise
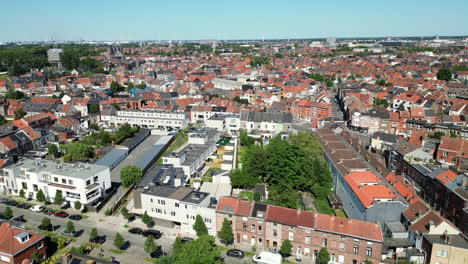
[47,48,62,64]
[326,37,337,44]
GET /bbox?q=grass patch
[145,257,154,263]
[335,209,347,218]
[239,191,253,201]
[315,198,334,215]
[80,214,89,219]
[236,145,246,168]
[108,248,124,254]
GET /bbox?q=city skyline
[1,0,467,42]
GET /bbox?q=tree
[120,165,143,187]
[193,215,208,237]
[450,132,457,138]
[65,221,75,233]
[364,260,374,264]
[14,108,26,120]
[253,192,261,202]
[218,218,234,245]
[74,200,82,210]
[60,49,80,70]
[54,191,64,205]
[437,67,452,81]
[158,235,222,264]
[239,130,255,146]
[41,217,51,228]
[428,131,445,140]
[0,115,7,126]
[110,102,121,110]
[89,104,99,114]
[144,235,157,253]
[63,142,94,161]
[19,189,25,198]
[398,104,406,112]
[3,206,13,219]
[110,81,124,93]
[36,189,46,203]
[375,79,386,86]
[48,144,59,158]
[229,169,259,189]
[4,89,25,100]
[90,227,98,240]
[113,233,125,249]
[317,247,330,264]
[142,211,154,226]
[280,239,292,257]
[31,251,43,263]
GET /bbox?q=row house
[106,109,189,131]
[0,223,47,264]
[216,197,383,264]
[290,99,333,122]
[435,136,468,170]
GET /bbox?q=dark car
[61,230,77,237]
[69,215,82,221]
[5,200,17,206]
[226,249,244,259]
[150,248,165,258]
[128,227,143,235]
[89,235,106,244]
[43,209,54,215]
[54,211,69,218]
[12,216,27,223]
[142,229,162,239]
[38,224,55,231]
[16,203,31,209]
[0,198,6,204]
[180,237,194,243]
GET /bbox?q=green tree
[14,108,26,120]
[90,227,98,240]
[74,200,82,210]
[3,206,13,219]
[428,131,445,140]
[253,191,261,202]
[136,82,147,89]
[229,169,260,189]
[31,251,43,263]
[36,189,46,203]
[364,260,374,264]
[19,189,25,198]
[317,247,330,264]
[89,104,99,114]
[437,67,452,81]
[142,210,154,226]
[280,239,292,257]
[110,81,124,93]
[53,191,64,205]
[65,221,75,233]
[144,235,157,253]
[450,132,457,138]
[375,79,386,86]
[193,215,208,237]
[218,218,234,245]
[113,233,125,249]
[398,104,406,111]
[48,144,59,158]
[239,130,255,146]
[4,89,25,100]
[63,142,94,161]
[41,217,51,228]
[120,165,143,187]
[0,115,7,126]
[60,49,81,70]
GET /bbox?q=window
[86,179,91,185]
[150,199,153,203]
[322,238,328,247]
[0,256,10,263]
[62,179,67,184]
[341,235,346,240]
[353,245,359,254]
[258,225,262,234]
[305,236,310,244]
[273,241,278,248]
[68,180,73,185]
[288,232,293,241]
[22,182,27,190]
[175,203,179,208]
[204,218,211,224]
[366,247,372,257]
[33,184,38,191]
[36,242,43,249]
[331,254,336,262]
[251,224,255,232]
[54,177,58,182]
[243,223,247,231]
[273,229,277,237]
[258,238,262,245]
[161,200,165,205]
[171,211,176,216]
[436,249,448,258]
[339,242,345,251]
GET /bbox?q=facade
[47,48,63,64]
[206,114,240,135]
[0,159,111,205]
[216,197,383,264]
[133,185,217,236]
[212,78,243,90]
[107,109,189,131]
[240,112,292,139]
[0,223,47,264]
[421,233,468,264]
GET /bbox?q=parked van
[252,251,282,264]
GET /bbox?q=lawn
[236,145,246,168]
[156,130,189,164]
[314,198,334,215]
[335,209,347,218]
[239,191,253,201]
[108,248,124,254]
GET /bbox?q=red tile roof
[344,171,396,208]
[266,206,315,229]
[315,214,383,242]
[0,223,45,256]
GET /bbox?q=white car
[30,205,44,212]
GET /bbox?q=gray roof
[423,234,468,249]
[371,132,399,143]
[240,111,293,123]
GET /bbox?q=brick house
[0,223,46,264]
[216,197,383,264]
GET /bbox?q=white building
[135,185,217,236]
[205,114,240,135]
[0,159,111,205]
[107,109,189,131]
[47,48,63,64]
[212,78,243,90]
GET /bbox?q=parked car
[89,236,106,244]
[60,201,70,209]
[12,216,27,223]
[150,248,165,258]
[54,211,69,218]
[43,209,54,215]
[61,230,77,237]
[15,203,28,209]
[128,227,143,235]
[5,200,17,206]
[30,205,44,212]
[227,249,245,259]
[0,198,6,203]
[180,237,194,243]
[69,215,82,221]
[142,229,162,239]
[38,224,54,231]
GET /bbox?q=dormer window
[15,232,31,244]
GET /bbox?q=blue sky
[2,0,467,41]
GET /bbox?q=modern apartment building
[106,109,189,131]
[216,197,383,264]
[0,159,111,205]
[212,78,244,90]
[133,185,217,236]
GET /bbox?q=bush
[74,201,82,210]
[105,209,113,216]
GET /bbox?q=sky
[1,0,467,41]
